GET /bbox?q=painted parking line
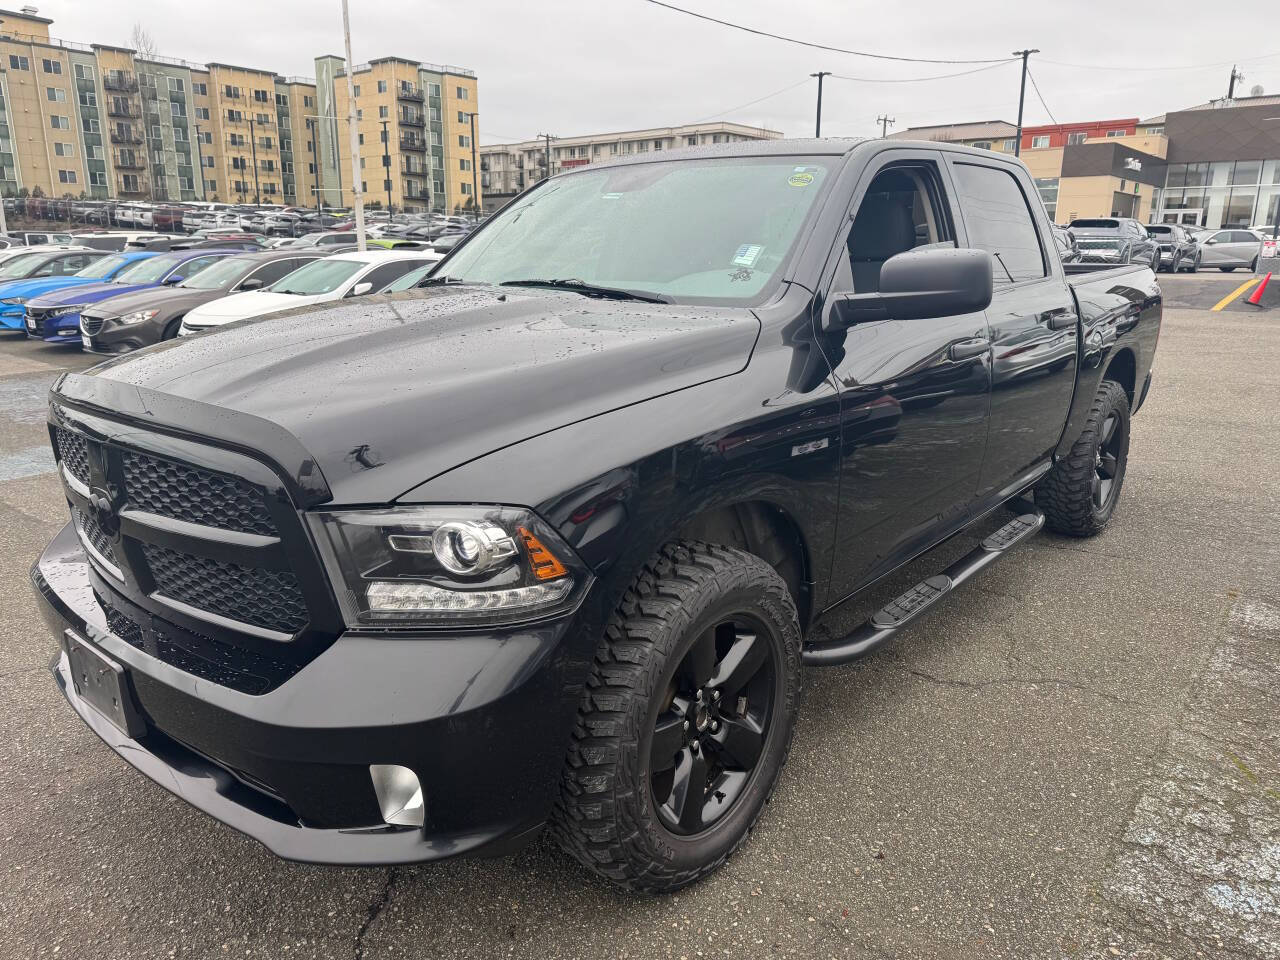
[1211,276,1263,312]
[0,444,55,481]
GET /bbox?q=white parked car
[0,243,93,265]
[178,249,440,335]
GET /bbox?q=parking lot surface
[2,281,1277,959]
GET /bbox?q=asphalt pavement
[1,285,1277,959]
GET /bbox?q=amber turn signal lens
[518,526,568,580]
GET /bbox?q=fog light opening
[369,764,425,827]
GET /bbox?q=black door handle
[1046,310,1078,330]
[948,338,991,361]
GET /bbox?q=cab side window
[951,162,1047,283]
[840,163,953,294]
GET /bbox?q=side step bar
[802,503,1045,667]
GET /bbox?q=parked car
[0,251,153,331]
[1067,218,1160,269]
[3,230,74,246]
[25,248,240,342]
[178,249,439,334]
[0,249,103,304]
[1049,224,1080,263]
[0,243,92,267]
[70,232,168,252]
[1143,223,1197,273]
[278,230,362,249]
[1189,228,1263,272]
[80,249,328,353]
[35,139,1162,891]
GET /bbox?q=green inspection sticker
[788,172,814,187]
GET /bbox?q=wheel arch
[1102,346,1137,407]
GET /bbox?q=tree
[129,23,158,60]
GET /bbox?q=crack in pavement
[353,867,399,959]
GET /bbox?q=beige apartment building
[479,122,783,212]
[0,6,478,211]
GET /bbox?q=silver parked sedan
[1192,229,1262,272]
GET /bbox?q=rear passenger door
[945,158,1080,501]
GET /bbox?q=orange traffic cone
[1247,272,1272,306]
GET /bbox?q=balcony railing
[106,102,141,119]
[109,130,143,145]
[399,112,425,128]
[397,87,425,102]
[116,178,146,195]
[400,137,426,152]
[103,74,138,93]
[404,190,430,201]
[403,163,427,176]
[113,152,144,169]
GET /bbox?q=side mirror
[827,247,993,329]
[349,281,373,297]
[238,277,264,291]
[163,274,184,285]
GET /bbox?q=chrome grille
[81,313,107,336]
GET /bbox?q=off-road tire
[1036,379,1131,537]
[552,540,802,893]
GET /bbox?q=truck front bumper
[33,521,589,865]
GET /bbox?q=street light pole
[248,117,261,204]
[340,0,367,251]
[811,71,831,137]
[1012,48,1039,158]
[380,118,392,215]
[468,112,478,221]
[307,118,321,214]
[193,122,206,200]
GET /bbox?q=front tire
[553,540,801,893]
[1036,380,1131,537]
[1221,266,1237,272]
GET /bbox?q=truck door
[944,158,1080,500]
[817,151,992,601]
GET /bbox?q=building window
[58,169,76,184]
[1145,126,1164,136]
[46,87,66,102]
[204,178,216,192]
[151,124,162,140]
[1000,138,1016,151]
[459,135,470,148]
[1035,177,1059,221]
[223,84,240,98]
[122,174,139,192]
[460,158,471,171]
[358,132,364,145]
[304,95,314,108]
[377,79,387,93]
[353,84,361,97]
[74,63,93,80]
[461,182,472,195]
[1031,135,1050,149]
[254,88,268,102]
[50,115,69,130]
[193,82,207,96]
[227,109,242,122]
[971,141,992,150]
[378,105,388,118]
[1106,129,1126,138]
[78,91,97,107]
[54,142,74,157]
[91,171,107,186]
[357,109,363,120]
[1067,132,1087,145]
[171,101,186,117]
[82,117,100,133]
[169,77,185,92]
[203,156,214,168]
[456,85,468,100]
[41,58,62,75]
[196,106,209,120]
[8,55,28,71]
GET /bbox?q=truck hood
[28,280,156,307]
[183,289,333,326]
[80,285,222,318]
[81,286,760,503]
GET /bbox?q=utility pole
[467,112,479,220]
[307,118,321,214]
[877,115,895,138]
[1227,65,1243,100]
[1012,48,1040,158]
[380,119,392,216]
[811,71,831,137]
[537,132,556,181]
[193,122,206,200]
[248,117,261,205]
[340,0,367,250]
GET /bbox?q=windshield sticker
[733,243,763,267]
[788,172,815,187]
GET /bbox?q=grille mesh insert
[121,450,277,537]
[72,504,117,566]
[55,427,90,485]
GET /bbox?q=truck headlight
[307,505,591,628]
[117,309,159,325]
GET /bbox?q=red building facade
[1021,119,1140,150]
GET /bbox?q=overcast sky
[36,0,1280,144]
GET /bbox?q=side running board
[802,503,1045,667]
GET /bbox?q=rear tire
[1036,380,1131,537]
[553,540,801,893]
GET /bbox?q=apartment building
[479,121,783,212]
[0,6,476,211]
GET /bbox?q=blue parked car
[27,249,240,342]
[0,251,157,331]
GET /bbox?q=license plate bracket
[63,629,146,738]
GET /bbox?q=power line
[688,76,812,124]
[830,60,1015,84]
[642,0,1011,65]
[1039,51,1280,72]
[1027,68,1057,125]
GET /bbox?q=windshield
[0,252,48,278]
[440,156,835,303]
[75,254,129,279]
[179,256,251,290]
[114,254,183,284]
[382,262,434,293]
[269,258,363,294]
[1145,226,1172,235]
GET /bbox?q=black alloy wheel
[1092,411,1123,511]
[650,617,776,836]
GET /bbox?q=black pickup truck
[33,138,1160,893]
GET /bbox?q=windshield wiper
[416,274,463,288]
[499,278,673,304]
